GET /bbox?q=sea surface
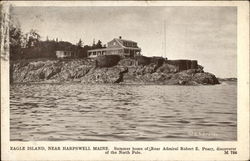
[10,82,237,141]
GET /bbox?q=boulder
[44,66,61,79]
[159,69,219,85]
[81,67,128,84]
[169,70,193,85]
[118,58,136,66]
[192,72,220,85]
[144,63,158,74]
[156,63,178,73]
[28,61,45,70]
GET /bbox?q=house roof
[115,38,137,44]
[114,38,140,49]
[88,37,141,53]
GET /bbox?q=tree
[26,29,41,48]
[9,11,23,59]
[77,39,83,47]
[9,23,22,48]
[95,40,103,49]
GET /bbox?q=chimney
[119,36,122,39]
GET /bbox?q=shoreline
[10,57,220,85]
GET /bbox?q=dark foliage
[166,59,198,71]
[9,23,102,60]
[9,19,22,60]
[11,40,89,60]
[150,57,165,67]
[191,60,198,69]
[96,55,121,67]
[92,40,105,50]
[135,56,151,66]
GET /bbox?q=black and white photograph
[7,4,239,142]
[2,1,250,160]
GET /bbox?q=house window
[113,42,116,45]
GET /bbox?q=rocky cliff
[10,58,220,85]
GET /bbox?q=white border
[1,1,249,160]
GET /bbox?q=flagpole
[164,19,166,58]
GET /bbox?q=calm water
[10,82,237,141]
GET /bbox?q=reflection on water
[10,83,237,141]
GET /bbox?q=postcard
[1,1,249,160]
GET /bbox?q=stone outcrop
[10,57,220,85]
[80,66,128,84]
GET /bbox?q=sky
[12,6,237,78]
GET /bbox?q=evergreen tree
[95,40,103,49]
[77,39,83,47]
[92,38,96,49]
[9,12,23,59]
[26,29,41,48]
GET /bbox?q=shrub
[150,57,165,67]
[135,56,151,66]
[191,60,198,69]
[96,55,121,67]
[166,59,197,71]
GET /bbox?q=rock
[73,66,91,78]
[18,60,29,68]
[156,63,179,73]
[143,73,169,82]
[44,66,61,79]
[144,63,158,74]
[11,59,92,82]
[28,61,45,70]
[158,69,219,85]
[81,66,128,84]
[197,65,204,71]
[192,72,220,85]
[12,65,28,82]
[10,57,219,85]
[118,58,136,66]
[168,70,193,85]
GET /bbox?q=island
[9,36,220,85]
[10,55,220,85]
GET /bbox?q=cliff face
[10,58,219,85]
